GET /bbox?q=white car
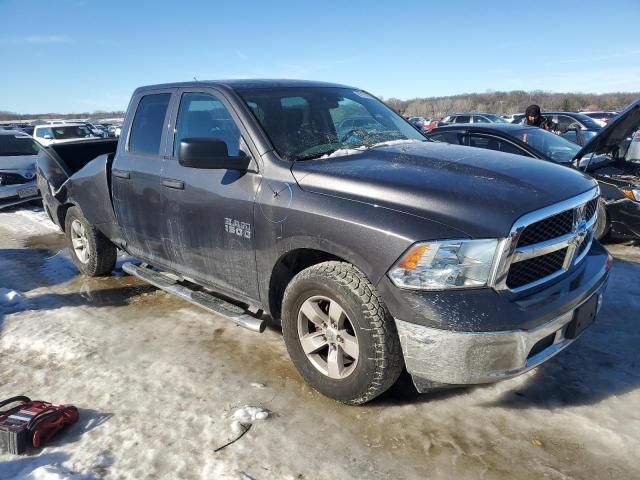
[0,130,40,209]
[33,123,97,146]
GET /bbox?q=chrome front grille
[493,189,599,292]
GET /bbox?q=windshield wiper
[293,148,342,162]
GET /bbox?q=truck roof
[135,79,355,93]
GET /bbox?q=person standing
[521,104,555,131]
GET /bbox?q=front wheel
[65,206,117,276]
[281,261,404,405]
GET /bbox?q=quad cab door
[161,88,262,301]
[111,90,174,267]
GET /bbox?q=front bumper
[386,243,612,392]
[0,180,40,209]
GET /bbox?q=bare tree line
[2,90,639,122]
[382,91,640,117]
[0,110,125,122]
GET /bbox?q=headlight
[388,239,499,290]
[622,189,640,202]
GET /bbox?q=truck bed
[49,138,118,176]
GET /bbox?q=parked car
[37,79,610,405]
[501,114,522,123]
[0,130,40,209]
[581,111,619,126]
[84,123,109,138]
[408,116,430,132]
[19,125,35,136]
[425,100,640,240]
[33,123,97,146]
[423,117,441,131]
[625,130,640,162]
[441,113,509,125]
[511,113,526,124]
[546,111,603,132]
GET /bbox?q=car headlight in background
[622,189,640,202]
[388,239,499,290]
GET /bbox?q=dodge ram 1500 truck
[37,80,612,404]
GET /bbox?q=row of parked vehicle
[406,108,640,242]
[0,120,122,142]
[0,119,123,209]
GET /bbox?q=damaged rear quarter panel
[65,154,124,245]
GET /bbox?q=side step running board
[122,262,266,333]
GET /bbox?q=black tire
[281,261,404,405]
[594,198,610,241]
[65,206,117,276]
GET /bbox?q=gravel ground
[0,206,639,480]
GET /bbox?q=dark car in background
[425,101,640,241]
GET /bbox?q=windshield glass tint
[507,128,580,163]
[0,135,40,156]
[236,87,424,160]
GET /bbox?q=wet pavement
[1,206,639,480]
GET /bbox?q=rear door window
[469,134,527,156]
[128,93,171,155]
[428,131,466,145]
[555,115,584,132]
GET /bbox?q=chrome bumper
[395,285,607,392]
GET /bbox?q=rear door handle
[162,178,185,190]
[113,170,130,179]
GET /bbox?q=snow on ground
[1,205,639,479]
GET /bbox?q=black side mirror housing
[178,138,250,170]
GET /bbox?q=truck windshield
[0,134,40,156]
[236,87,425,161]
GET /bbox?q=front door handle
[162,178,185,190]
[113,170,130,179]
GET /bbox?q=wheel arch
[268,248,349,321]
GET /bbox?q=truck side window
[128,93,171,155]
[174,93,243,158]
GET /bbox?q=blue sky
[1,0,639,113]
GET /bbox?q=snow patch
[23,464,85,480]
[1,288,25,306]
[230,406,270,425]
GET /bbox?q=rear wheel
[65,206,117,276]
[281,261,404,405]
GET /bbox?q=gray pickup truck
[37,80,612,404]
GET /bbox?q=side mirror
[43,135,53,140]
[178,138,250,170]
